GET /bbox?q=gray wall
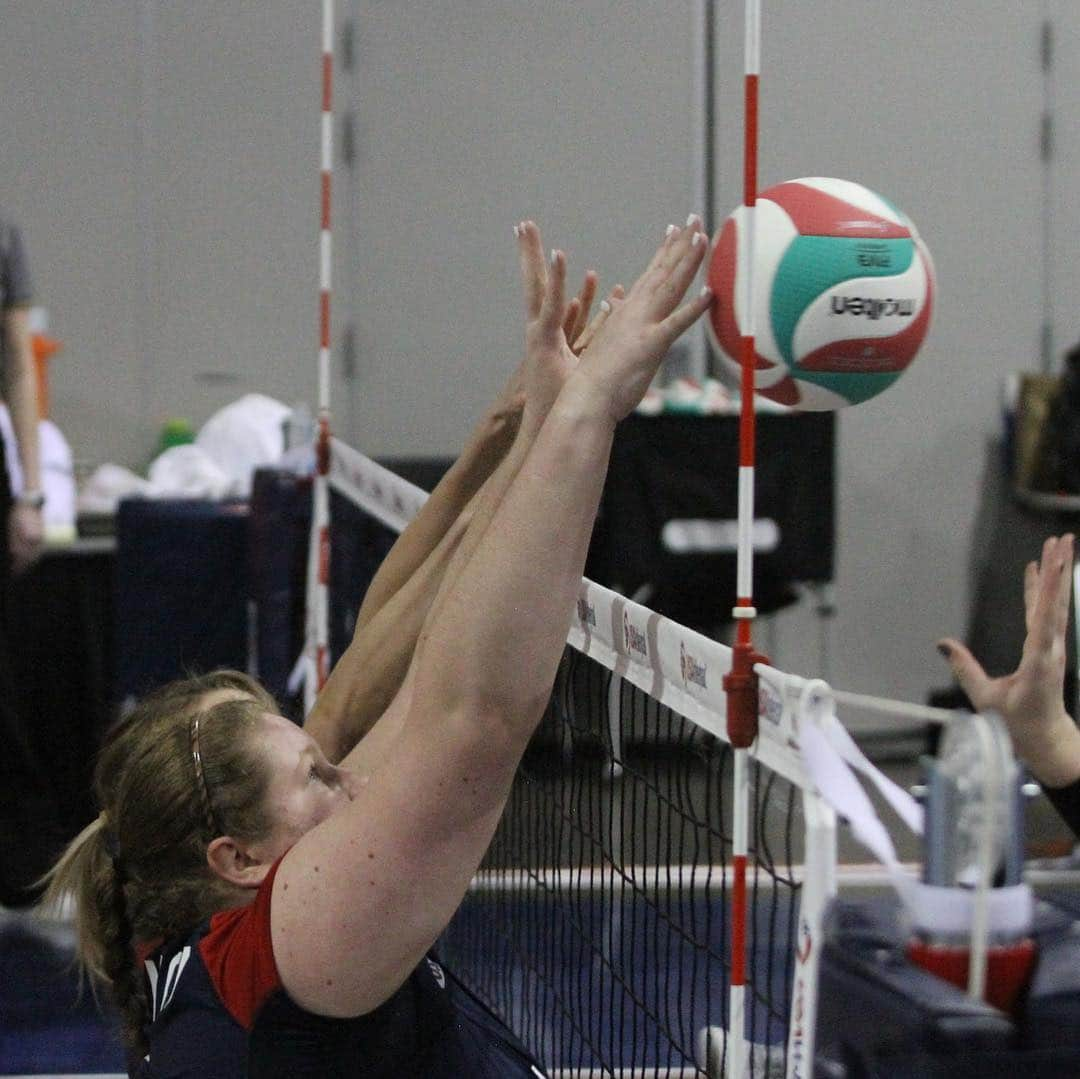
[0,2,1066,715]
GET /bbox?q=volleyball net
[440,644,801,1078]
[309,436,1017,1079]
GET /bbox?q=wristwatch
[14,489,45,510]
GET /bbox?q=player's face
[253,712,357,859]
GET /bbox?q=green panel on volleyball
[770,236,914,366]
[791,367,905,404]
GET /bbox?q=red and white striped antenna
[722,1,764,1075]
[305,0,334,712]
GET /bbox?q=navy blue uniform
[131,858,546,1078]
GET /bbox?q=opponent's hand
[938,533,1080,785]
[566,216,713,423]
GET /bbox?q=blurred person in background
[0,210,58,907]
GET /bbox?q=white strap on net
[796,682,1032,973]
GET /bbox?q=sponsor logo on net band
[623,610,648,659]
[576,596,597,629]
[679,641,708,690]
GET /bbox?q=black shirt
[1043,777,1080,840]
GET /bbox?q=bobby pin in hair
[189,714,222,838]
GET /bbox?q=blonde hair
[41,670,279,1056]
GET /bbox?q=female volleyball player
[940,532,1080,837]
[43,216,712,1077]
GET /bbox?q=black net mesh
[440,646,803,1077]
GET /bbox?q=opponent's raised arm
[938,533,1080,788]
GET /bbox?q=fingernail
[699,286,712,298]
[686,212,701,228]
[599,300,611,314]
[936,642,952,659]
[513,224,520,238]
[691,232,704,247]
[665,224,676,237]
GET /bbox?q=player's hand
[938,533,1080,786]
[515,220,593,430]
[571,283,625,357]
[566,216,713,424]
[475,230,605,458]
[563,269,599,353]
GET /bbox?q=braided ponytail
[101,844,150,1057]
[40,815,148,1054]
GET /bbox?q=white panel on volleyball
[791,257,931,361]
[793,176,909,226]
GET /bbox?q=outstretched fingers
[539,248,568,339]
[515,220,547,321]
[658,281,714,344]
[564,270,598,346]
[634,215,713,343]
[634,218,689,294]
[1023,557,1039,635]
[636,215,705,302]
[938,636,995,711]
[658,223,710,309]
[1055,534,1076,637]
[1026,534,1074,659]
[573,283,624,355]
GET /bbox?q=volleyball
[707,177,935,410]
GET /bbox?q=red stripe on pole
[317,644,328,688]
[316,416,331,477]
[318,524,330,585]
[321,173,331,230]
[320,291,330,349]
[732,854,748,986]
[322,53,333,112]
[739,337,756,466]
[743,74,759,206]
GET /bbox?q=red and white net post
[722,3,767,1076]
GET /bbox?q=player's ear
[206,835,271,888]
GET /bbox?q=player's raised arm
[310,235,604,770]
[269,218,712,1018]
